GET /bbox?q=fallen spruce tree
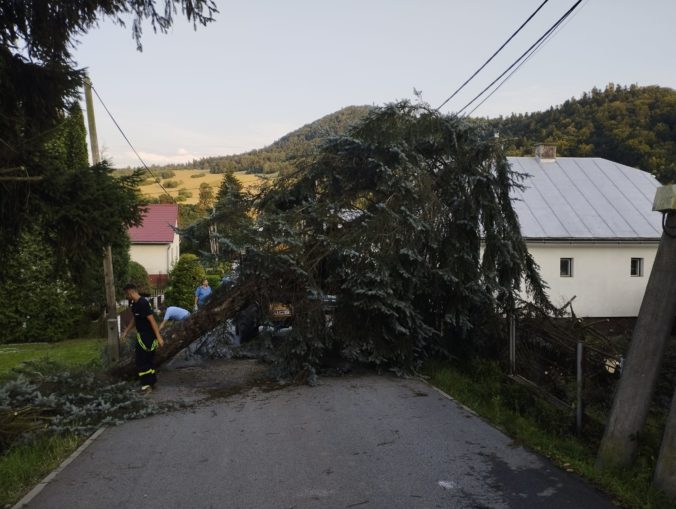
[110,102,550,382]
[108,280,261,378]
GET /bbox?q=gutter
[523,237,660,246]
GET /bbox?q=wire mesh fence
[507,303,625,433]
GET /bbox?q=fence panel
[508,306,624,432]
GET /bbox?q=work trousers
[135,334,158,387]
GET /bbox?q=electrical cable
[89,84,176,203]
[436,0,550,111]
[466,0,588,116]
[456,0,583,116]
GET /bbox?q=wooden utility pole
[84,77,100,166]
[655,384,676,496]
[84,76,119,362]
[596,210,676,470]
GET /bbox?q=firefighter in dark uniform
[121,283,164,392]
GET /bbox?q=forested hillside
[147,84,675,184]
[486,84,676,183]
[195,105,372,175]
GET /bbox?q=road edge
[418,377,480,418]
[12,427,107,509]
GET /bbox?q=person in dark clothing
[121,283,164,392]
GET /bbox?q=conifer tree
[129,103,550,379]
[0,0,217,274]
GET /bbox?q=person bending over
[159,305,190,331]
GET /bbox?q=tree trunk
[108,281,259,379]
[596,212,676,470]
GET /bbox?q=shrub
[205,274,221,289]
[126,261,150,294]
[163,180,179,188]
[164,254,206,310]
[160,170,175,179]
[178,188,192,199]
[0,228,79,343]
[190,173,206,179]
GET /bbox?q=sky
[73,0,676,168]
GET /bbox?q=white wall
[527,242,658,317]
[130,234,180,276]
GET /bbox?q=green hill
[146,84,676,184]
[194,105,373,176]
[485,84,676,183]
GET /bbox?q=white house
[128,204,180,288]
[509,146,662,317]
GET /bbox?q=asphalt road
[23,370,617,509]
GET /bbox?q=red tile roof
[128,204,179,244]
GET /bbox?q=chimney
[534,143,556,162]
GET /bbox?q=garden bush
[0,229,79,343]
[164,254,206,310]
[126,261,150,294]
[178,188,192,200]
[205,274,221,289]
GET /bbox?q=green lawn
[0,338,105,378]
[0,337,107,507]
[0,434,82,506]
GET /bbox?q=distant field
[138,169,269,205]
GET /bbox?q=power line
[465,40,548,118]
[457,0,584,116]
[466,0,588,117]
[89,84,176,203]
[436,0,551,111]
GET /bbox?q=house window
[560,258,573,277]
[631,258,644,277]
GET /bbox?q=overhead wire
[436,0,551,111]
[89,84,176,203]
[466,0,588,117]
[456,0,584,116]
[89,1,583,194]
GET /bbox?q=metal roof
[508,157,662,241]
[128,204,179,244]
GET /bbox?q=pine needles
[0,359,167,455]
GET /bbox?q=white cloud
[105,124,297,167]
[124,149,199,166]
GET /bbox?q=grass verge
[1,338,105,507]
[0,338,105,379]
[0,433,82,507]
[424,359,674,509]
